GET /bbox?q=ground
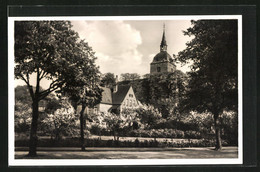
[15,147,238,159]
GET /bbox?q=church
[84,25,176,116]
[150,25,176,74]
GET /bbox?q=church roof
[112,85,131,105]
[100,85,132,105]
[100,87,112,104]
[152,51,174,63]
[151,24,175,64]
[160,28,167,47]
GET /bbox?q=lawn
[16,134,218,148]
[15,147,238,159]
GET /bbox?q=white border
[8,15,243,166]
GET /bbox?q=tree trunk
[28,100,39,156]
[113,130,116,141]
[80,104,86,151]
[213,113,222,150]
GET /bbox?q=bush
[184,130,202,139]
[128,129,187,139]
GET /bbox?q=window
[94,107,97,114]
[157,67,161,72]
[129,94,133,97]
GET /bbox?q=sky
[71,20,193,76]
[15,19,193,89]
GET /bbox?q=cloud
[71,20,143,75]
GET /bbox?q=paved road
[15,147,238,159]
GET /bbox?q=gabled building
[98,84,139,114]
[81,82,139,116]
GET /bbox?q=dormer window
[129,94,133,98]
[157,67,161,72]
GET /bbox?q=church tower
[150,24,176,74]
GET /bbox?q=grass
[15,134,217,148]
[15,147,238,159]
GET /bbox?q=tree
[15,21,95,156]
[60,43,102,150]
[120,73,141,81]
[177,20,238,150]
[100,72,116,88]
[15,85,32,105]
[103,111,138,141]
[15,86,58,135]
[66,85,102,150]
[142,74,150,79]
[135,104,162,129]
[149,71,188,118]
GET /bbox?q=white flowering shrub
[135,104,162,129]
[42,99,77,140]
[15,101,32,133]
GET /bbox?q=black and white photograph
[8,15,242,166]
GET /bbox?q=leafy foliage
[135,104,162,129]
[59,41,102,150]
[120,73,141,81]
[148,71,188,118]
[118,71,187,118]
[178,20,238,114]
[88,111,140,140]
[177,20,238,150]
[15,101,32,133]
[100,73,116,88]
[42,98,77,140]
[15,21,101,155]
[15,85,32,105]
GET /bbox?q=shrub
[16,136,224,148]
[184,130,202,139]
[128,129,187,139]
[42,99,78,140]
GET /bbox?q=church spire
[160,23,167,52]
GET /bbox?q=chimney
[113,75,118,93]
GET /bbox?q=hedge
[15,137,224,148]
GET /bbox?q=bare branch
[39,71,47,80]
[19,73,34,100]
[39,79,63,100]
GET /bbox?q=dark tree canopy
[15,21,86,100]
[15,21,101,155]
[15,85,32,105]
[100,72,116,88]
[177,20,238,150]
[118,71,187,118]
[59,40,102,151]
[178,20,238,114]
[120,73,141,81]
